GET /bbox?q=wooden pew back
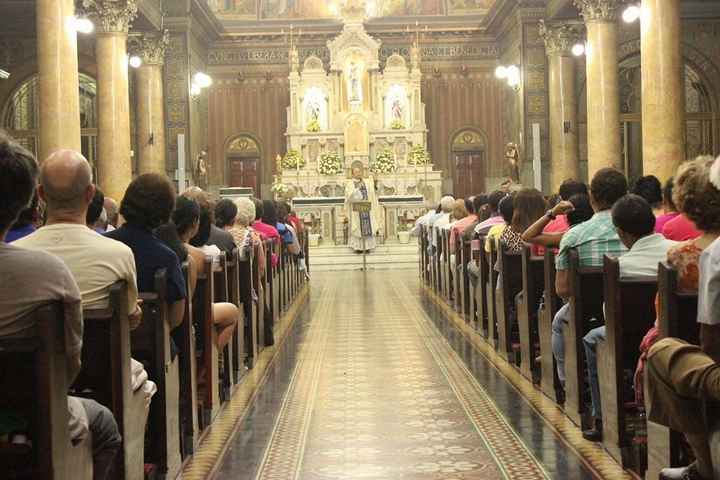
[518,246,545,381]
[194,256,219,427]
[177,263,199,458]
[0,303,92,479]
[599,256,657,465]
[485,238,499,347]
[496,241,523,363]
[538,249,562,401]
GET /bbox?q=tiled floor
[215,270,607,479]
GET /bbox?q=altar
[274,0,442,242]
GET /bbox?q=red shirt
[251,221,280,242]
[662,214,702,241]
[543,215,569,234]
[655,212,679,234]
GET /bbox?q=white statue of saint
[344,162,380,252]
[348,62,361,103]
[392,98,403,122]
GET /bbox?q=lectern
[352,201,372,271]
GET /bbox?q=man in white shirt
[0,137,121,479]
[15,150,142,323]
[581,194,676,441]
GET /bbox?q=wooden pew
[74,282,148,480]
[452,234,463,312]
[460,239,474,325]
[433,227,442,295]
[538,249,563,402]
[194,256,220,428]
[238,248,258,369]
[176,264,199,458]
[518,246,545,381]
[485,238,499,348]
[495,241,523,365]
[226,249,244,384]
[133,271,182,479]
[264,239,276,347]
[598,256,657,466]
[0,302,93,480]
[473,235,489,337]
[212,252,232,403]
[565,249,605,427]
[646,262,700,480]
[254,242,266,350]
[442,229,452,303]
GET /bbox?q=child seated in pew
[580,194,676,442]
[645,156,720,480]
[160,197,239,350]
[0,134,122,480]
[495,188,546,258]
[635,156,720,404]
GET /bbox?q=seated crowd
[417,157,720,480]
[0,132,308,479]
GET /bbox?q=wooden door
[228,157,258,190]
[454,151,484,199]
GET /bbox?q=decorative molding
[128,30,169,65]
[538,20,584,56]
[573,0,620,23]
[80,0,138,33]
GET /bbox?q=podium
[352,201,372,271]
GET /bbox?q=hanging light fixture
[571,42,586,57]
[622,4,641,23]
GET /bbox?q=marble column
[81,0,137,201]
[130,31,169,175]
[540,21,583,190]
[641,0,684,181]
[36,0,82,161]
[575,0,622,178]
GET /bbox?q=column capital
[80,0,138,33]
[573,0,620,23]
[128,30,169,65]
[539,20,585,56]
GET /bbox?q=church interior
[3,0,720,479]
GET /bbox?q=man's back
[556,210,627,270]
[619,233,676,278]
[16,224,138,311]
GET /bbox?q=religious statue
[344,161,381,252]
[194,150,208,189]
[505,142,520,184]
[348,62,361,103]
[392,98,403,122]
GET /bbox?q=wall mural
[206,0,496,18]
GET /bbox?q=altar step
[308,241,420,272]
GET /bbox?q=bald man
[16,150,142,324]
[103,197,119,230]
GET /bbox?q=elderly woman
[229,197,266,277]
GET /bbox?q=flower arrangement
[318,152,343,175]
[407,145,430,166]
[370,149,397,174]
[390,119,405,130]
[306,118,321,132]
[281,149,305,169]
[271,181,290,196]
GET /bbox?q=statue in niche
[194,150,209,189]
[392,98,403,122]
[305,98,321,131]
[348,62,362,103]
[505,142,520,184]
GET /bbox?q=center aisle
[216,271,602,479]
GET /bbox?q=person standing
[345,161,381,253]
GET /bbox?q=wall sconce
[571,42,586,57]
[190,72,213,98]
[496,64,521,91]
[72,16,95,34]
[128,55,143,68]
[622,4,641,23]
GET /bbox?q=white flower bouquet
[371,149,397,174]
[281,149,305,169]
[318,152,343,175]
[407,145,430,166]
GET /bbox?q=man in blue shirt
[105,174,187,329]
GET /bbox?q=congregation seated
[496,188,546,256]
[641,155,720,480]
[14,150,156,402]
[86,187,106,233]
[461,194,487,242]
[484,193,512,253]
[105,173,187,330]
[183,186,236,255]
[228,197,267,273]
[580,194,676,441]
[632,174,664,217]
[277,201,304,260]
[551,168,628,394]
[160,197,238,350]
[0,135,121,479]
[103,197,119,232]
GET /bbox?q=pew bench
[496,241,523,366]
[518,246,545,382]
[538,250,563,402]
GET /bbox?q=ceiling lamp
[571,43,586,57]
[494,65,508,79]
[505,65,520,87]
[622,5,641,23]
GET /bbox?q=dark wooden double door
[454,151,485,199]
[228,157,259,190]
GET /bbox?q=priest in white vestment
[345,162,381,253]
